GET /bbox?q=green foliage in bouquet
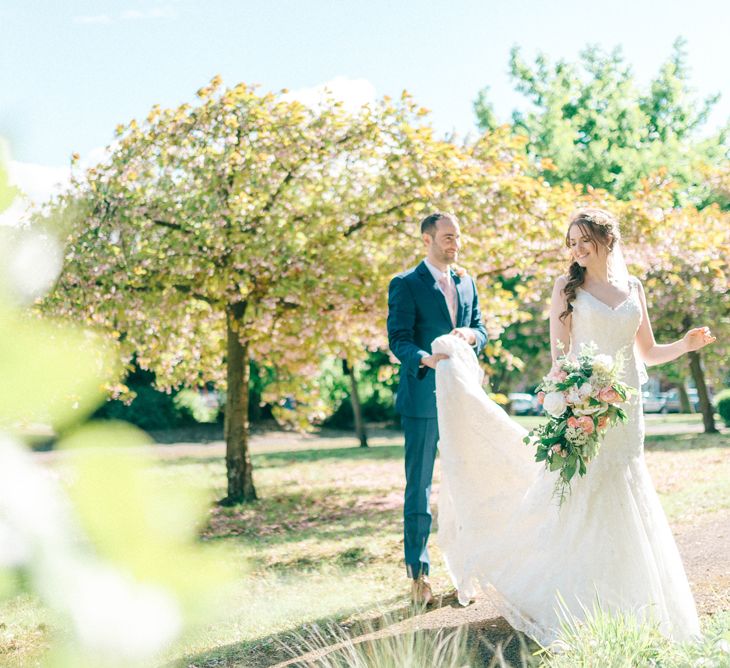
[524,343,636,505]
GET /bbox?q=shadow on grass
[202,485,403,548]
[645,431,729,451]
[255,445,404,467]
[154,444,405,470]
[145,424,402,445]
[175,594,538,668]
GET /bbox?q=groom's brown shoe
[411,573,433,606]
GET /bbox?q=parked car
[508,393,537,416]
[661,388,701,413]
[642,391,666,414]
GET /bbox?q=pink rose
[567,416,580,428]
[597,415,609,430]
[577,416,595,434]
[599,387,620,404]
[548,369,568,382]
[537,391,546,405]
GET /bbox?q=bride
[433,208,715,646]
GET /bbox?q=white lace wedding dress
[433,278,700,646]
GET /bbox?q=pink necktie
[438,275,457,326]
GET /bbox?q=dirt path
[268,507,730,667]
[674,508,730,614]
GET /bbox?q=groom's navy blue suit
[387,260,487,578]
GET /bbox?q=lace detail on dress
[433,279,700,646]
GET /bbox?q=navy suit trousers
[402,415,439,579]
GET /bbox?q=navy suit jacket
[387,261,488,418]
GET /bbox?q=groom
[387,211,487,604]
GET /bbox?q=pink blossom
[599,387,620,403]
[537,391,546,405]
[551,444,561,454]
[567,416,580,428]
[577,416,595,434]
[598,415,609,430]
[547,369,568,382]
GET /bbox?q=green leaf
[563,457,577,481]
[0,306,116,431]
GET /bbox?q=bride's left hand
[684,326,716,352]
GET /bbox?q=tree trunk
[221,302,257,504]
[677,381,692,414]
[343,359,368,448]
[688,351,717,434]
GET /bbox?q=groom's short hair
[420,211,458,236]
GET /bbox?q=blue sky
[2,0,729,198]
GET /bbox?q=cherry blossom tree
[43,79,472,503]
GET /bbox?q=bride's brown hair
[559,209,622,323]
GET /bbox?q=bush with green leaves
[93,365,195,431]
[714,389,730,427]
[321,351,398,429]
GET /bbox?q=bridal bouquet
[523,343,635,505]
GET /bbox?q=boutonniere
[452,265,467,278]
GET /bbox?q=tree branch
[476,249,562,280]
[151,218,187,232]
[343,197,421,237]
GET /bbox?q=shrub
[715,389,730,427]
[173,389,220,424]
[94,383,194,431]
[93,364,195,431]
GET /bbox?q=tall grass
[281,616,473,667]
[542,598,730,668]
[279,604,730,668]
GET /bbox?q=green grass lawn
[1,418,728,667]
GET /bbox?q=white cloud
[0,145,114,227]
[7,161,70,205]
[73,15,113,25]
[0,161,70,226]
[81,144,115,169]
[283,77,377,113]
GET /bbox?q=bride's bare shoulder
[553,275,569,292]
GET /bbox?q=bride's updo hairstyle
[559,208,621,323]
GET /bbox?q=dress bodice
[570,278,643,388]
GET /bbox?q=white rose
[543,391,567,417]
[578,382,593,399]
[592,354,613,372]
[565,386,581,404]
